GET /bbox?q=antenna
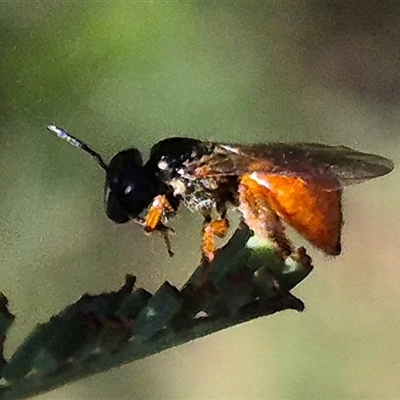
[47,125,108,172]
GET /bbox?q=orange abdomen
[244,173,343,255]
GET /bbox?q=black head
[47,125,164,224]
[105,149,164,223]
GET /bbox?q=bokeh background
[1,1,400,399]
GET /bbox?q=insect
[47,125,394,261]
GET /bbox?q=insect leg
[202,205,230,262]
[144,195,177,257]
[238,174,293,257]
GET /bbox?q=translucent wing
[193,142,394,188]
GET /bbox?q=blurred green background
[1,1,399,399]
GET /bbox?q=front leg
[143,194,178,257]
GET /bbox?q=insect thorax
[169,175,218,212]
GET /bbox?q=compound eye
[104,185,130,224]
[105,178,149,221]
[104,149,149,221]
[124,185,133,195]
[105,162,164,222]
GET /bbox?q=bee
[47,125,393,261]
